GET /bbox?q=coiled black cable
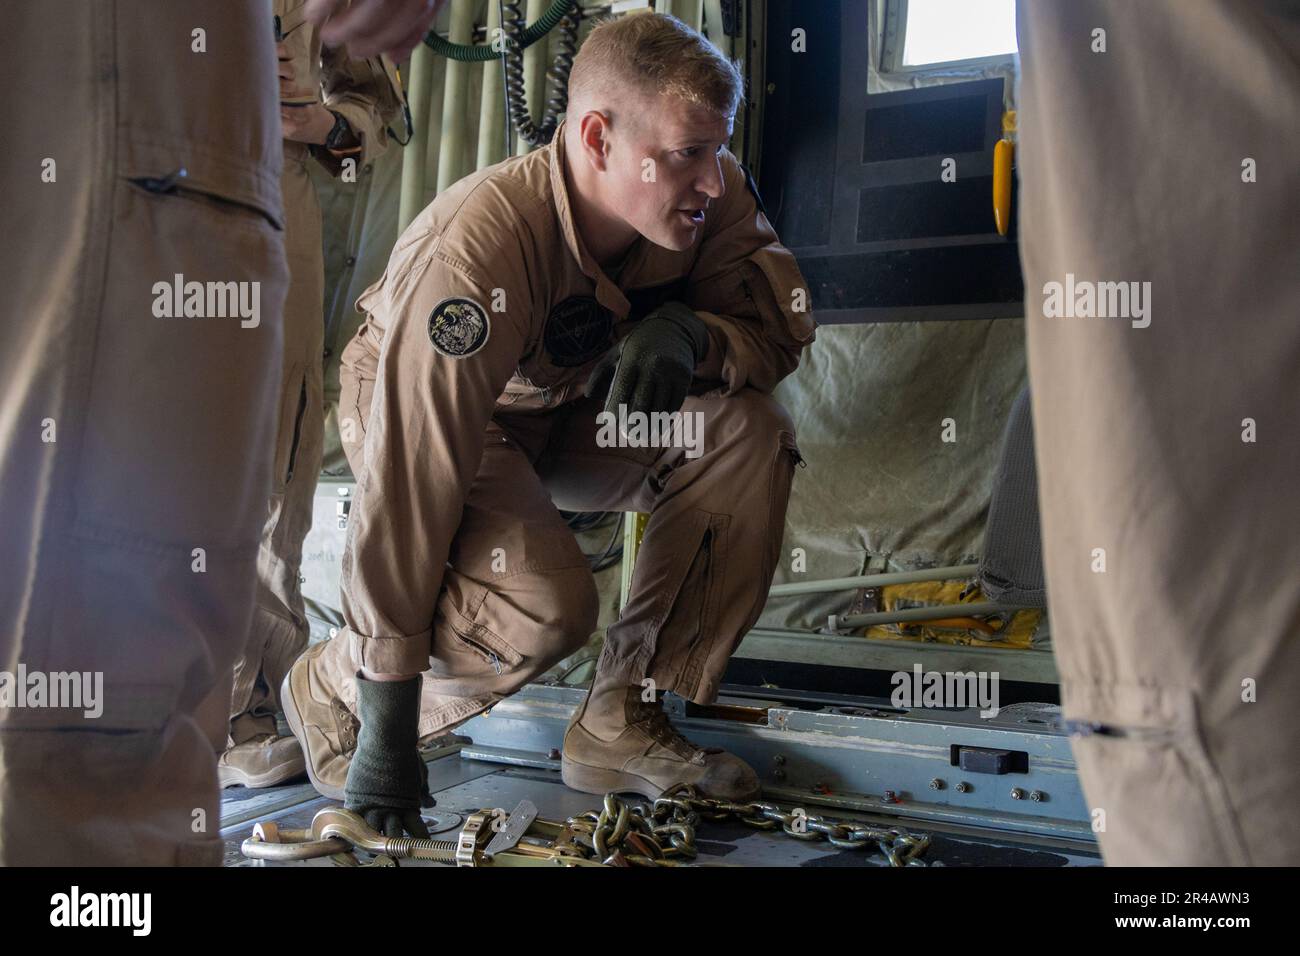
[423,0,574,61]
[502,0,582,147]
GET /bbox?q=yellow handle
[993,138,1014,236]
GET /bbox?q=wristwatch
[323,110,359,152]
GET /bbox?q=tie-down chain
[241,783,931,867]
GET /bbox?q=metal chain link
[242,789,932,868]
[559,784,930,867]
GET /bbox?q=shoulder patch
[428,297,490,359]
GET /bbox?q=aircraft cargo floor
[220,750,1102,868]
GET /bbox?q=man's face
[604,95,734,252]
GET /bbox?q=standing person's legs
[224,152,325,788]
[1017,0,1300,864]
[0,2,287,864]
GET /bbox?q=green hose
[424,0,575,61]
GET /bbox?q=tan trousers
[0,2,287,864]
[1017,0,1300,865]
[327,369,800,738]
[228,147,324,747]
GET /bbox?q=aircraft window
[900,0,1018,67]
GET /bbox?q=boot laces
[332,697,360,754]
[632,701,702,760]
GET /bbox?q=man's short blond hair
[567,13,744,122]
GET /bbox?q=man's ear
[576,110,612,172]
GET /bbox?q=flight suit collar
[549,119,632,319]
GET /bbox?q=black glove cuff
[354,673,421,749]
[347,785,421,812]
[345,674,424,810]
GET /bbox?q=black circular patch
[543,296,613,367]
[428,297,490,358]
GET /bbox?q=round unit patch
[428,297,490,359]
[544,296,614,367]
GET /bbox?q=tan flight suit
[1017,0,1300,864]
[315,119,815,741]
[228,1,400,750]
[0,2,287,864]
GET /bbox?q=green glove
[584,301,710,417]
[344,674,433,839]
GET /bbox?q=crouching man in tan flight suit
[282,13,816,836]
[220,0,402,789]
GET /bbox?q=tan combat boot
[280,639,360,800]
[218,734,306,789]
[561,682,761,801]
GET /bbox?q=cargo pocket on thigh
[437,583,526,681]
[1063,684,1251,865]
[125,172,283,231]
[81,171,283,549]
